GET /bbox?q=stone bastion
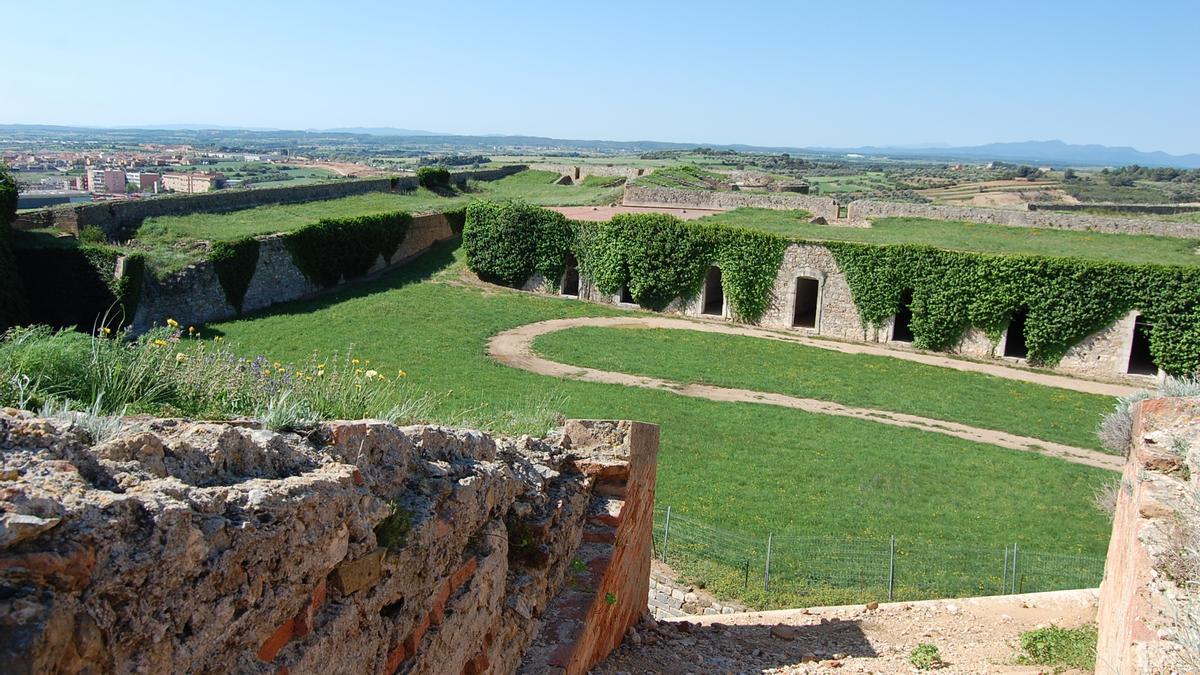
[0,410,659,674]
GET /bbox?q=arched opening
[793,277,819,328]
[560,254,579,296]
[620,284,634,304]
[1003,306,1029,358]
[1127,314,1157,375]
[702,266,724,316]
[892,289,914,343]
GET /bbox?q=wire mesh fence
[652,504,1106,610]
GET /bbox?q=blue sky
[9,1,1199,153]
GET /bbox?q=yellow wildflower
[100,326,112,336]
[175,353,188,363]
[354,368,363,376]
[166,318,179,328]
[153,339,167,347]
[397,370,407,378]
[351,358,360,365]
[188,326,195,334]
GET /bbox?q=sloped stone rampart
[1096,396,1200,673]
[0,411,659,674]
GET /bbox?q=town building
[85,168,127,194]
[161,172,226,194]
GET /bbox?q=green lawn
[697,209,1200,266]
[129,170,622,273]
[205,241,1114,606]
[532,325,1113,451]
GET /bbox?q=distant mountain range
[2,124,1197,168]
[813,140,1200,169]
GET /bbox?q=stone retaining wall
[519,241,1151,384]
[1096,396,1200,673]
[0,411,659,675]
[848,199,1200,239]
[14,166,525,238]
[622,184,840,221]
[648,569,747,620]
[130,212,455,332]
[530,163,647,181]
[1030,202,1200,215]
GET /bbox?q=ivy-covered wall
[283,211,412,288]
[463,200,1200,376]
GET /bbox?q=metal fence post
[1011,543,1019,594]
[1002,545,1010,595]
[888,535,896,601]
[764,533,773,592]
[661,505,671,564]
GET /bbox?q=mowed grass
[206,242,1114,566]
[532,326,1114,451]
[130,170,621,273]
[697,209,1200,266]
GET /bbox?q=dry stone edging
[488,316,1127,471]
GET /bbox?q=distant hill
[2,124,1197,169]
[315,127,442,136]
[813,140,1200,169]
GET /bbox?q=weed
[1016,624,1097,671]
[908,643,943,670]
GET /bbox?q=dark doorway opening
[1127,314,1157,375]
[1003,306,1029,358]
[620,284,634,304]
[837,205,849,219]
[793,277,819,328]
[560,254,579,296]
[702,266,724,315]
[892,289,914,343]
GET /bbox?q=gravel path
[596,589,1098,674]
[488,316,1128,471]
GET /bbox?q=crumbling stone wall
[622,185,840,221]
[130,213,454,332]
[848,199,1200,239]
[0,410,658,674]
[1096,396,1200,674]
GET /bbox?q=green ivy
[208,237,261,313]
[464,202,785,321]
[825,242,1200,374]
[462,200,575,287]
[284,211,412,287]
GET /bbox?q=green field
[804,172,898,194]
[697,209,1200,266]
[205,240,1114,607]
[129,170,622,273]
[532,325,1113,451]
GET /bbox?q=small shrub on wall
[462,200,575,287]
[208,237,261,313]
[284,212,412,287]
[417,166,452,190]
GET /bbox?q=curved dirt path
[488,316,1127,471]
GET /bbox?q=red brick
[293,578,327,638]
[383,644,407,675]
[448,557,478,593]
[403,613,431,655]
[257,619,295,662]
[352,469,365,486]
[582,528,616,544]
[462,651,490,675]
[429,580,453,625]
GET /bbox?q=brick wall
[1096,397,1200,674]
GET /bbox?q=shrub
[462,200,575,287]
[208,237,261,313]
[284,211,412,287]
[78,226,107,244]
[1017,624,1097,671]
[908,643,943,670]
[417,166,451,190]
[0,323,430,429]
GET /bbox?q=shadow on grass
[203,237,461,338]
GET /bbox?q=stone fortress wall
[622,184,841,221]
[525,239,1157,384]
[129,212,457,332]
[530,163,648,181]
[0,410,659,674]
[622,184,1200,239]
[1096,396,1200,674]
[13,166,526,238]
